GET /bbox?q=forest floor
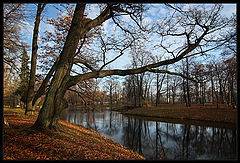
[122,103,237,127]
[3,107,145,160]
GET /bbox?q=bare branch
[68,28,208,87]
[73,58,96,72]
[112,16,135,35]
[149,69,198,83]
[98,39,134,71]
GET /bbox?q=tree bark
[32,3,87,129]
[25,3,46,115]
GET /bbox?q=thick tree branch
[68,35,204,87]
[85,4,113,30]
[68,27,208,87]
[73,58,96,72]
[183,34,234,59]
[148,69,198,83]
[32,57,59,106]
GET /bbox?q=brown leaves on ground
[125,103,236,124]
[3,107,145,160]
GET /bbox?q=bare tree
[169,75,181,104]
[3,3,27,71]
[103,76,119,104]
[155,72,166,106]
[31,3,234,130]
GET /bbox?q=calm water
[60,107,237,160]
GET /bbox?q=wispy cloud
[20,20,34,39]
[221,4,236,17]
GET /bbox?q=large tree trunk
[32,4,86,130]
[32,75,69,130]
[49,81,69,129]
[25,4,46,115]
[33,2,112,130]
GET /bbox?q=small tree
[15,48,30,108]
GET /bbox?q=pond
[60,107,237,160]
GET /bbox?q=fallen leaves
[125,103,236,124]
[3,107,145,160]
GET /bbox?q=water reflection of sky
[60,107,237,160]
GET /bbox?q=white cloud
[86,4,100,19]
[20,20,34,50]
[40,21,55,34]
[20,20,34,36]
[121,14,131,22]
[142,17,153,26]
[147,4,167,18]
[148,6,159,17]
[159,7,167,16]
[20,18,55,45]
[221,4,236,17]
[102,19,110,34]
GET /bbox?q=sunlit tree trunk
[25,3,46,115]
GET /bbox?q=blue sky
[20,3,236,77]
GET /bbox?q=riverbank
[3,107,145,160]
[121,104,237,126]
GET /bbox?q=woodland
[3,3,236,133]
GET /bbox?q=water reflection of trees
[61,109,236,160]
[101,111,121,137]
[157,124,236,160]
[122,117,236,160]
